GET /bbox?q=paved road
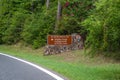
[0,53,64,80]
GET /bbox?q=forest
[0,0,120,58]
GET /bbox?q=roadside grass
[0,44,120,80]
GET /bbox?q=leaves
[82,0,120,52]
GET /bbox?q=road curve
[0,53,64,80]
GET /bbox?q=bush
[82,0,120,53]
[57,0,94,36]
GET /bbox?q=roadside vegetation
[0,0,120,57]
[0,44,120,80]
[0,0,120,80]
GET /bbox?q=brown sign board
[47,35,72,45]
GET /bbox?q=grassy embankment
[0,44,120,80]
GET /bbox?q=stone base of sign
[44,34,84,55]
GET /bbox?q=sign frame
[47,35,72,45]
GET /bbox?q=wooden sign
[47,35,72,45]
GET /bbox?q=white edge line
[0,53,64,80]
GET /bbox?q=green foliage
[2,0,119,55]
[0,0,56,48]
[0,0,30,44]
[82,0,120,53]
[22,12,54,48]
[57,0,95,36]
[21,1,57,48]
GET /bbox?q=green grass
[0,45,120,80]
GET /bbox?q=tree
[82,0,120,53]
[57,0,95,36]
[0,0,30,44]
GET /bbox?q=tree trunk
[46,0,50,9]
[55,0,62,32]
[57,0,62,21]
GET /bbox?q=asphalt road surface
[0,53,64,80]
